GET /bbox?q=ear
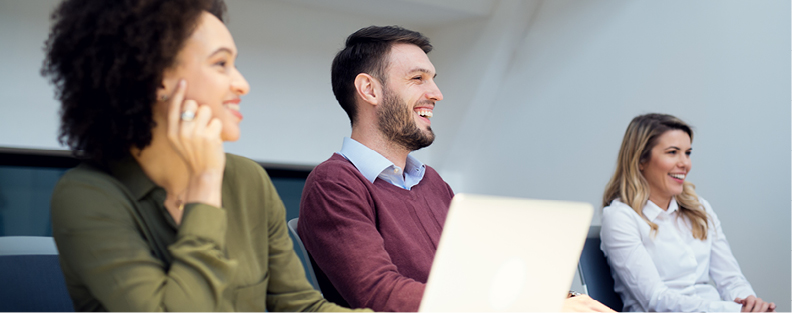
[157,68,180,102]
[354,73,382,107]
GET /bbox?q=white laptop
[419,193,593,312]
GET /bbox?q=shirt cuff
[178,203,227,246]
[728,287,757,304]
[722,300,744,312]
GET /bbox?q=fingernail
[179,80,186,87]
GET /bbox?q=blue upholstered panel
[579,237,624,311]
[0,254,73,312]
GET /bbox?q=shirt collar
[337,137,426,186]
[643,198,679,221]
[108,156,158,200]
[338,137,394,184]
[402,154,427,188]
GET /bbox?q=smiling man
[297,26,451,312]
[298,26,612,313]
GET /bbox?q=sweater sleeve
[51,174,238,311]
[299,169,425,312]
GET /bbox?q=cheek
[651,157,675,173]
[645,160,669,183]
[182,68,222,103]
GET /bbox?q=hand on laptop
[562,295,616,312]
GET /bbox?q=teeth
[669,173,685,180]
[416,109,433,118]
[224,103,240,111]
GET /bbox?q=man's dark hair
[41,0,226,164]
[331,25,432,126]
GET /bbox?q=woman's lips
[668,173,685,183]
[224,102,242,120]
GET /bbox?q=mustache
[413,100,435,108]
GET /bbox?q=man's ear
[354,73,382,107]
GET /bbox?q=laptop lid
[419,193,593,312]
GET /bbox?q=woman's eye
[215,60,227,67]
[668,150,677,155]
[686,151,692,156]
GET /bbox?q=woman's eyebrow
[208,47,234,58]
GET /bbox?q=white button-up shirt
[600,197,755,312]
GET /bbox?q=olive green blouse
[51,154,359,312]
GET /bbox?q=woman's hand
[735,296,776,312]
[166,80,225,208]
[562,294,616,312]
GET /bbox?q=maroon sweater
[299,153,454,312]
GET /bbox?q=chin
[221,131,241,142]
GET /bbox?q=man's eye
[412,76,422,80]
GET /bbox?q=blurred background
[0,0,788,310]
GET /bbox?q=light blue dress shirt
[337,137,426,190]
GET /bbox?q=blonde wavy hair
[603,113,709,240]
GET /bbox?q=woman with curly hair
[600,113,774,312]
[42,0,359,311]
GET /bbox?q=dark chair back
[287,218,350,307]
[0,236,74,312]
[287,218,320,291]
[578,226,623,311]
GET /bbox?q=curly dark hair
[42,0,226,163]
[331,26,432,126]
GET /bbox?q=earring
[159,94,168,102]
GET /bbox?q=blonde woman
[600,113,774,312]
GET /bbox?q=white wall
[0,0,62,150]
[426,0,790,309]
[0,0,788,310]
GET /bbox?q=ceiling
[273,0,498,28]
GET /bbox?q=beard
[376,88,435,151]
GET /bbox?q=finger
[179,100,200,139]
[182,100,199,117]
[192,105,213,130]
[744,297,756,312]
[769,302,776,312]
[753,300,767,313]
[576,296,615,313]
[754,298,765,312]
[735,297,744,303]
[167,80,187,140]
[757,302,770,312]
[206,117,223,139]
[561,297,586,312]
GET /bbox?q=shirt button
[394,168,400,174]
